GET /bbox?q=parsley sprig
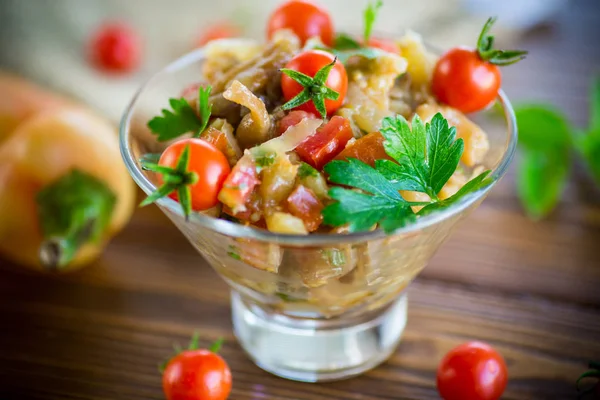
[147,86,212,141]
[322,113,493,233]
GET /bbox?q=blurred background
[0,0,599,399]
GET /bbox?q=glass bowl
[119,44,517,383]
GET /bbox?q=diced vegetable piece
[296,116,353,169]
[416,103,489,167]
[333,131,393,167]
[277,110,316,135]
[265,212,308,234]
[217,155,259,212]
[207,118,242,166]
[232,239,282,273]
[297,163,329,200]
[259,117,323,154]
[286,185,323,232]
[396,30,437,87]
[201,127,237,165]
[259,153,298,207]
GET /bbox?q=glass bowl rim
[119,42,518,245]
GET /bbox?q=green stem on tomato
[476,17,528,66]
[36,169,116,270]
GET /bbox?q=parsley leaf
[419,170,493,216]
[333,33,361,50]
[380,113,464,198]
[147,86,212,141]
[363,0,383,44]
[322,158,415,233]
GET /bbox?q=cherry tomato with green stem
[281,50,347,118]
[432,17,527,113]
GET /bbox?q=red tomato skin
[159,139,230,211]
[367,37,400,54]
[286,185,323,231]
[281,50,348,117]
[267,0,334,46]
[432,47,501,114]
[437,342,508,400]
[277,110,316,135]
[218,157,260,211]
[296,116,353,169]
[163,350,232,400]
[197,22,240,47]
[89,22,141,73]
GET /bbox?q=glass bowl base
[231,291,408,382]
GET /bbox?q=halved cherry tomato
[159,138,230,211]
[334,131,393,167]
[89,22,141,74]
[286,185,323,231]
[278,110,316,135]
[367,37,400,54]
[281,50,347,117]
[163,349,231,400]
[218,156,259,212]
[296,116,353,169]
[432,47,501,114]
[437,341,508,400]
[196,21,241,47]
[267,0,334,46]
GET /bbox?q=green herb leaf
[298,162,319,178]
[419,170,493,216]
[196,85,213,137]
[331,47,382,64]
[148,86,212,141]
[577,129,600,184]
[322,159,415,233]
[590,78,600,131]
[515,105,571,152]
[333,33,361,50]
[363,0,383,44]
[209,338,224,353]
[517,151,569,220]
[380,113,463,199]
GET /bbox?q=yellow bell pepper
[0,73,136,271]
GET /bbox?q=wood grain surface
[1,2,599,400]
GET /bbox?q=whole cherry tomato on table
[162,335,232,400]
[281,50,348,118]
[437,341,508,400]
[88,22,141,74]
[432,17,527,114]
[267,0,334,46]
[141,138,230,217]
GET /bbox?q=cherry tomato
[163,349,232,400]
[278,110,316,135]
[89,22,141,73]
[159,138,230,211]
[296,116,353,169]
[197,21,241,47]
[281,50,347,117]
[432,47,501,114]
[366,37,400,54]
[267,0,334,46]
[437,341,508,400]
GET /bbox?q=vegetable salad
[140,0,526,235]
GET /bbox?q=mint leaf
[148,98,204,141]
[322,158,415,233]
[363,0,383,44]
[380,113,463,198]
[419,170,493,216]
[515,105,571,152]
[517,151,569,220]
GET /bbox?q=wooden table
[1,2,599,399]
